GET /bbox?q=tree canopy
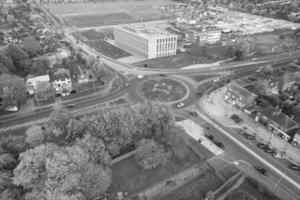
[0,53,15,74]
[22,37,41,58]
[3,44,29,72]
[0,74,27,107]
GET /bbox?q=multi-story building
[224,80,257,109]
[26,75,51,96]
[114,24,177,59]
[50,68,72,96]
[1,0,17,8]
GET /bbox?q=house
[50,68,72,96]
[26,75,51,96]
[257,107,299,141]
[224,80,257,108]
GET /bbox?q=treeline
[0,102,189,200]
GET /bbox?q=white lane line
[196,109,300,190]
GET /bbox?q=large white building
[114,24,178,59]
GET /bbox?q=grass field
[227,177,282,200]
[160,169,224,200]
[45,0,173,27]
[74,30,131,59]
[64,12,137,27]
[139,78,187,102]
[108,150,201,196]
[134,45,230,69]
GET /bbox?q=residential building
[50,68,72,96]
[114,24,177,59]
[26,75,51,96]
[224,80,257,108]
[1,0,17,8]
[41,0,89,3]
[257,107,299,141]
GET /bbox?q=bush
[25,125,44,147]
[135,139,170,170]
[0,153,17,170]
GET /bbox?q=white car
[5,106,18,112]
[137,75,144,79]
[176,102,185,108]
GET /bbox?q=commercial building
[257,107,299,141]
[114,24,177,59]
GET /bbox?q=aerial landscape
[1,0,300,200]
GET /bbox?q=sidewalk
[200,86,300,163]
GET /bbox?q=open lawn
[45,0,176,16]
[108,150,201,195]
[160,169,224,200]
[134,45,231,69]
[74,30,131,59]
[250,30,296,55]
[139,78,187,102]
[227,177,282,200]
[64,12,137,27]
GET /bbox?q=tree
[0,74,27,107]
[30,58,49,76]
[0,53,15,73]
[79,163,112,199]
[76,134,111,166]
[0,171,12,193]
[135,139,170,170]
[48,109,74,135]
[4,44,29,71]
[0,187,24,200]
[0,153,17,170]
[226,46,236,58]
[25,125,44,147]
[0,135,27,154]
[22,37,40,58]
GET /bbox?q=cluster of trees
[0,103,189,200]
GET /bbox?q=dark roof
[259,107,298,131]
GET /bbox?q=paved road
[192,104,300,200]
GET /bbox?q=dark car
[254,166,267,175]
[214,141,224,149]
[243,134,255,140]
[231,114,243,123]
[66,103,76,108]
[239,130,247,135]
[206,134,214,141]
[159,74,166,77]
[189,111,198,117]
[289,164,300,171]
[257,142,268,148]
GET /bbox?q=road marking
[196,108,300,190]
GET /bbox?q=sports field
[45,0,175,27]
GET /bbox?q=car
[189,111,198,117]
[125,83,129,87]
[196,92,202,96]
[265,148,276,154]
[159,74,166,77]
[66,104,76,108]
[272,152,284,159]
[214,141,224,149]
[254,166,267,175]
[5,106,18,112]
[176,102,185,108]
[230,114,243,123]
[289,164,300,171]
[243,134,255,140]
[137,75,144,79]
[239,130,247,135]
[257,142,268,149]
[96,56,100,59]
[206,134,214,141]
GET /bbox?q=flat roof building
[114,24,178,59]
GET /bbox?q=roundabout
[137,77,189,103]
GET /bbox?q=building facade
[50,68,72,96]
[41,0,88,3]
[114,25,177,59]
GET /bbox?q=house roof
[50,68,70,82]
[259,107,298,131]
[227,81,256,99]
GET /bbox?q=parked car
[239,130,247,135]
[272,152,284,159]
[214,141,224,149]
[231,114,243,123]
[176,102,185,108]
[243,134,255,140]
[257,142,268,149]
[254,166,267,175]
[289,164,300,171]
[206,134,214,141]
[159,74,166,77]
[5,106,18,112]
[137,75,144,79]
[189,111,198,117]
